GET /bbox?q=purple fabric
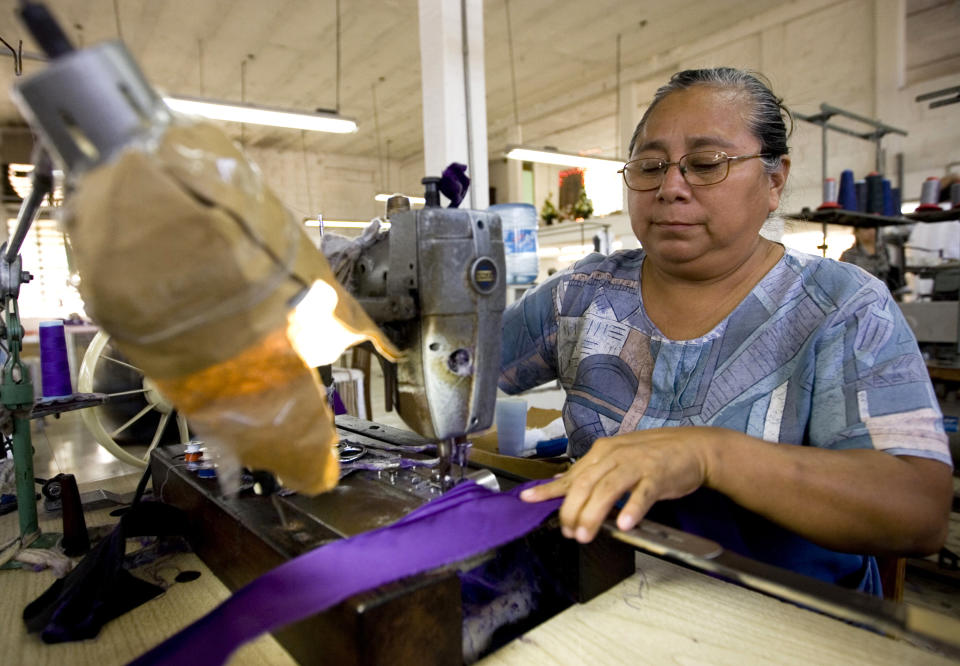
[130,480,560,665]
[439,162,469,208]
[330,388,347,415]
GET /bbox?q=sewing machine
[338,177,506,489]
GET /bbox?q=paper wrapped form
[64,121,399,494]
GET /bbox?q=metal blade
[605,519,960,658]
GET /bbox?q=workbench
[2,472,956,665]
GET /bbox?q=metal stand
[795,103,908,255]
[1,149,52,543]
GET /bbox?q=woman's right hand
[520,426,728,543]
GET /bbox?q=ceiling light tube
[163,96,358,134]
[304,219,391,230]
[505,146,623,170]
[374,193,426,205]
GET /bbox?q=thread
[818,178,841,210]
[882,178,894,216]
[184,441,205,470]
[838,170,857,211]
[950,182,960,209]
[865,172,884,214]
[917,177,942,211]
[39,321,72,398]
[855,180,868,213]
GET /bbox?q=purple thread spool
[39,321,72,398]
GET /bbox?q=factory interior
[1,0,960,663]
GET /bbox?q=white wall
[248,0,958,258]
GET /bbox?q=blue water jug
[489,203,539,285]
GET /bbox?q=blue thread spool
[838,170,857,211]
[855,180,867,212]
[39,321,72,398]
[865,173,884,214]
[882,178,894,216]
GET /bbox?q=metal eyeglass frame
[618,151,769,191]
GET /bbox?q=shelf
[905,208,960,223]
[786,208,913,228]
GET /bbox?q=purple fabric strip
[130,480,560,666]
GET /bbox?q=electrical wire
[504,0,520,129]
[335,0,341,113]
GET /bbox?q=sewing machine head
[348,182,506,485]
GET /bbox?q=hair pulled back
[628,67,792,174]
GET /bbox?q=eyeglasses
[618,151,768,191]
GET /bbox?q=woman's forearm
[704,430,952,556]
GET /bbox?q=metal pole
[821,124,828,257]
[5,151,53,264]
[2,297,39,541]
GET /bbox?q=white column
[505,125,524,203]
[418,0,489,210]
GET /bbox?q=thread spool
[818,178,842,210]
[855,180,868,213]
[891,187,902,216]
[882,178,894,216]
[39,321,72,398]
[838,170,857,211]
[196,463,217,479]
[865,172,884,214]
[951,182,960,209]
[184,441,204,470]
[917,177,942,211]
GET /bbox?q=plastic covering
[64,120,399,494]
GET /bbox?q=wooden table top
[3,473,956,665]
[479,552,957,666]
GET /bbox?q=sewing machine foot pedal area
[149,418,634,665]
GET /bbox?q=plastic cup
[495,398,528,456]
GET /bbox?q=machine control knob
[469,257,498,294]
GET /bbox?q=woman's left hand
[520,426,728,543]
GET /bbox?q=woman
[501,68,952,594]
[840,226,902,292]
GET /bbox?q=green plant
[540,195,560,226]
[573,189,593,220]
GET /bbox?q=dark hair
[628,67,792,173]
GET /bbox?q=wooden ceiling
[0,0,788,164]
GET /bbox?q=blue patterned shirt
[500,247,950,591]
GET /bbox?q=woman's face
[628,86,789,279]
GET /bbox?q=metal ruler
[606,519,960,658]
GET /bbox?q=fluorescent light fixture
[505,146,623,170]
[163,96,358,134]
[375,193,426,205]
[304,219,390,230]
